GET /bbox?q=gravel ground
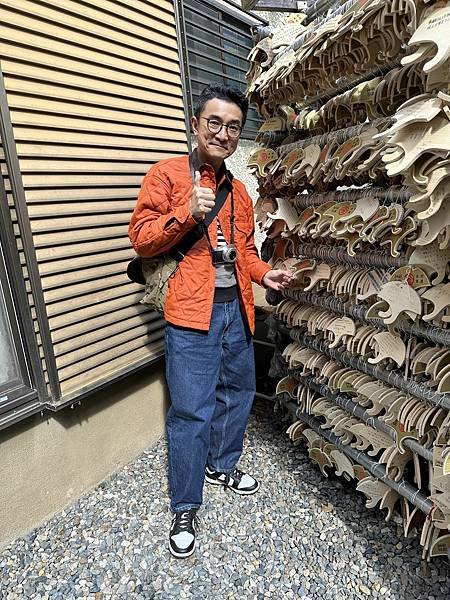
[1,400,449,600]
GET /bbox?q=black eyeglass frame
[199,117,242,138]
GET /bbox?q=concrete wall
[0,360,168,546]
[226,138,259,199]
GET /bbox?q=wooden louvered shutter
[0,0,188,402]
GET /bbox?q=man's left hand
[262,269,293,291]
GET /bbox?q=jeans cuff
[207,464,234,474]
[172,503,200,514]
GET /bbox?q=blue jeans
[165,298,256,513]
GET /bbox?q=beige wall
[227,139,265,250]
[0,361,169,546]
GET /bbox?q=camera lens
[228,249,237,261]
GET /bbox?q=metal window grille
[182,0,262,140]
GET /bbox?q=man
[129,85,292,558]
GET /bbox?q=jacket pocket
[233,219,250,249]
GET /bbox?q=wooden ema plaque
[246,0,450,561]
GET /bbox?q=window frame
[0,178,46,429]
[0,81,48,429]
[0,253,36,411]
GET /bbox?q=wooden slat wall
[0,0,187,399]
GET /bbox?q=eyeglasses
[200,117,242,139]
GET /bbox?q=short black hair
[193,85,249,127]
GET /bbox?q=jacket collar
[190,148,233,188]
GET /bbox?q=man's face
[191,98,243,167]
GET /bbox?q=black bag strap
[169,163,232,262]
[127,157,232,285]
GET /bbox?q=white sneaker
[169,508,198,558]
[204,466,259,495]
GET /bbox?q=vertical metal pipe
[174,0,193,152]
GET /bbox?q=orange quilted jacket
[128,154,271,333]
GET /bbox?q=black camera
[211,244,238,265]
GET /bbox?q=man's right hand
[190,170,216,221]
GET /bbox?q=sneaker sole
[169,541,196,559]
[204,474,259,495]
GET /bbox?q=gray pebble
[0,402,449,599]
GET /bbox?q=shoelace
[172,509,199,534]
[224,467,244,487]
